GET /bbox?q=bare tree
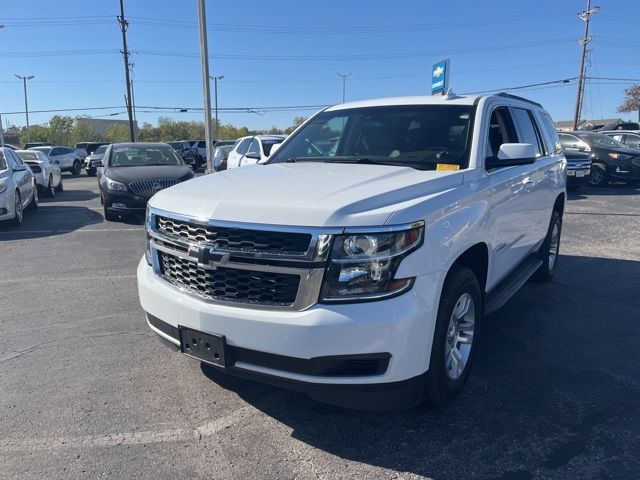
[617,84,640,123]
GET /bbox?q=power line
[573,0,598,130]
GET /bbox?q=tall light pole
[15,74,35,144]
[210,75,224,139]
[0,26,5,147]
[197,0,214,173]
[337,72,352,103]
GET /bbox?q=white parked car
[29,145,82,176]
[138,93,566,410]
[0,147,39,225]
[85,144,109,176]
[226,135,286,169]
[16,149,63,197]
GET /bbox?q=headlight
[105,177,127,192]
[320,223,424,303]
[608,153,630,160]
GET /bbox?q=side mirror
[486,143,536,170]
[244,152,261,160]
[268,143,283,156]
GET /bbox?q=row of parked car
[558,129,640,187]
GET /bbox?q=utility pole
[210,75,224,140]
[337,72,352,103]
[197,0,214,173]
[118,0,136,142]
[572,0,599,131]
[15,75,34,144]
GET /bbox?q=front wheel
[55,178,64,192]
[424,266,482,406]
[532,210,562,283]
[71,161,81,176]
[86,168,96,177]
[11,191,23,225]
[588,163,608,187]
[29,183,39,209]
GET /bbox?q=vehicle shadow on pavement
[0,206,103,239]
[201,254,640,480]
[46,189,100,202]
[570,184,639,199]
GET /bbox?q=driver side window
[236,138,251,155]
[486,107,518,159]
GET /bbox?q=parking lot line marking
[0,228,143,235]
[1,274,137,285]
[0,402,270,453]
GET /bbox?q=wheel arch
[445,242,489,294]
[553,192,565,216]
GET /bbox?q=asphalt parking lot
[1,174,639,480]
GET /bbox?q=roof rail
[495,92,542,108]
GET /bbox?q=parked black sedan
[559,132,640,187]
[98,142,195,221]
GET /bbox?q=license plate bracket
[179,326,228,368]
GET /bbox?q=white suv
[138,93,566,409]
[29,145,82,176]
[226,135,286,169]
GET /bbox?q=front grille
[160,252,300,306]
[129,179,181,196]
[157,216,312,255]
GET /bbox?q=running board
[484,255,543,314]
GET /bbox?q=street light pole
[337,72,352,103]
[197,0,214,174]
[210,75,224,140]
[15,74,35,144]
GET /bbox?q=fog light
[0,208,7,215]
[112,202,126,208]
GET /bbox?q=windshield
[578,133,626,149]
[108,145,183,167]
[17,151,39,161]
[269,105,475,170]
[95,145,107,154]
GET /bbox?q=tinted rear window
[261,139,284,156]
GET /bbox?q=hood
[592,145,640,157]
[149,162,463,227]
[104,165,193,184]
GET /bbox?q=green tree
[73,118,105,144]
[105,124,130,143]
[284,116,307,135]
[48,115,75,145]
[618,84,640,123]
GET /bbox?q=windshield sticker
[436,163,460,171]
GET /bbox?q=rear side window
[0,152,6,170]
[511,108,543,156]
[625,134,640,148]
[236,138,251,155]
[536,112,562,155]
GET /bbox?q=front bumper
[607,160,640,181]
[137,258,443,408]
[103,189,150,212]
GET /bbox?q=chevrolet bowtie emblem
[188,245,231,268]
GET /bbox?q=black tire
[10,191,23,226]
[29,182,39,209]
[71,160,81,176]
[46,175,55,198]
[55,178,64,192]
[104,206,118,222]
[86,168,96,177]
[424,266,482,406]
[531,210,562,283]
[588,163,608,187]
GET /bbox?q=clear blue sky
[1,0,639,132]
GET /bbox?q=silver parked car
[0,147,39,225]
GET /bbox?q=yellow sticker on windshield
[436,163,460,171]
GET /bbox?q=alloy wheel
[15,194,23,223]
[444,292,476,381]
[549,222,560,270]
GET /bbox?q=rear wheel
[47,175,55,197]
[29,183,39,209]
[71,160,81,176]
[424,266,481,406]
[11,191,23,225]
[532,210,562,283]
[588,163,608,187]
